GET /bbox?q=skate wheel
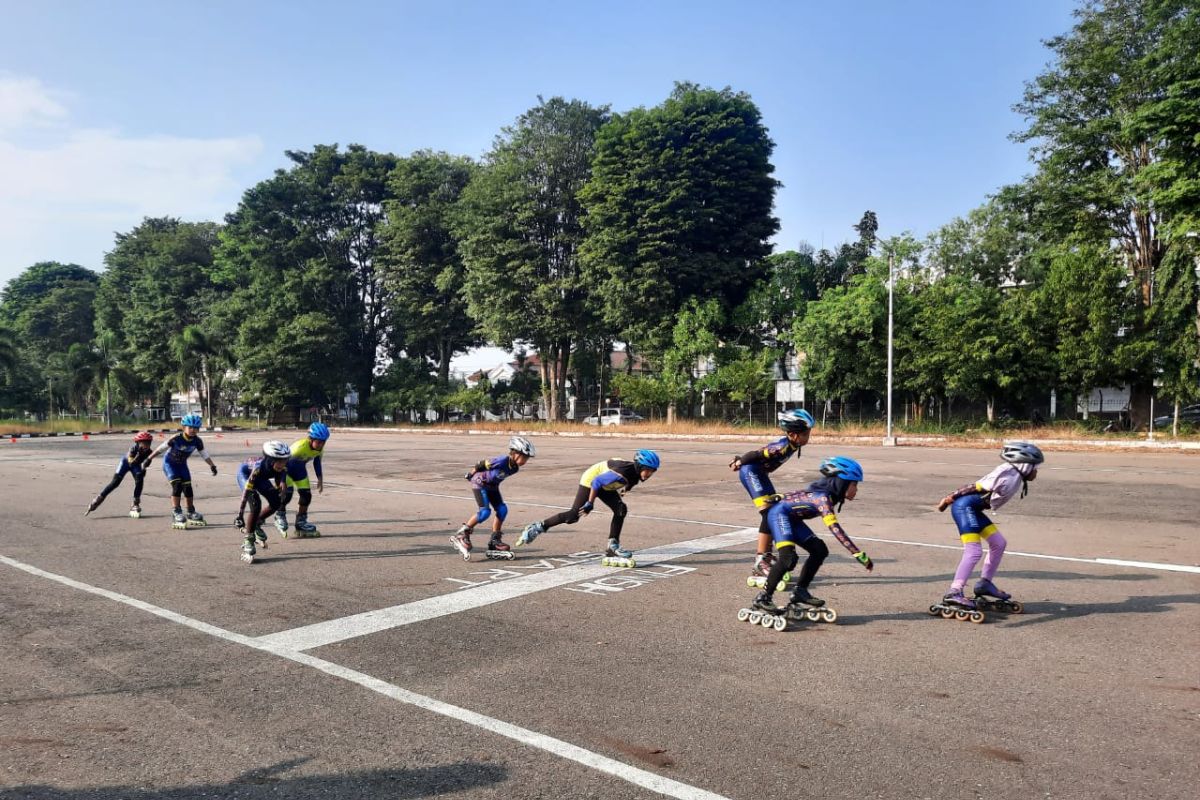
[927,604,940,616]
[748,612,762,625]
[736,608,750,622]
[772,616,787,632]
[775,581,788,592]
[759,614,774,628]
[954,610,970,621]
[969,611,986,624]
[821,609,837,623]
[1009,601,1023,614]
[940,608,955,619]
[746,576,756,588]
[801,609,817,622]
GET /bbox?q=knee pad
[800,536,829,560]
[475,506,492,524]
[182,482,194,499]
[496,503,508,523]
[297,488,312,506]
[170,479,184,498]
[613,502,628,520]
[778,547,800,572]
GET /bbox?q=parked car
[583,408,645,426]
[1152,404,1200,428]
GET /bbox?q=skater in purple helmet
[934,441,1044,614]
[449,436,536,561]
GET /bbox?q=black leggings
[244,485,282,531]
[764,536,829,599]
[99,470,144,502]
[542,485,628,542]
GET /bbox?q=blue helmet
[778,408,815,433]
[181,413,202,428]
[819,456,863,482]
[308,422,331,441]
[634,449,661,470]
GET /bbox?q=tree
[1149,243,1200,433]
[380,151,484,383]
[732,246,820,379]
[580,83,779,353]
[458,97,610,420]
[1012,0,1199,425]
[0,326,17,380]
[0,262,99,362]
[217,145,398,417]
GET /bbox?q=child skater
[145,413,218,528]
[84,431,155,518]
[235,440,291,564]
[275,421,331,537]
[516,449,661,566]
[751,456,874,617]
[449,435,536,561]
[934,441,1044,613]
[729,408,814,578]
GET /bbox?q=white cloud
[0,75,263,280]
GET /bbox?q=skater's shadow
[995,592,1200,628]
[819,610,934,627]
[258,545,448,562]
[852,569,1156,588]
[4,758,507,798]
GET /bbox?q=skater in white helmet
[449,436,536,561]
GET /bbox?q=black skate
[786,587,837,623]
[927,589,986,623]
[736,593,789,632]
[485,535,514,560]
[972,579,1023,614]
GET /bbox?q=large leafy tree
[216,144,397,417]
[380,150,484,383]
[0,262,98,362]
[732,246,820,379]
[1013,0,1199,425]
[458,97,610,420]
[580,82,779,354]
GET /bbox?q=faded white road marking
[0,554,730,800]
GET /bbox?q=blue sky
[1,0,1077,366]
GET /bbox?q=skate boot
[746,552,793,591]
[515,521,544,547]
[973,578,1023,614]
[786,586,837,623]
[601,538,636,568]
[450,527,473,561]
[171,509,188,529]
[240,536,257,564]
[185,509,207,528]
[129,501,142,519]
[486,533,514,561]
[85,494,104,517]
[274,508,289,537]
[737,591,788,631]
[254,525,268,549]
[928,588,985,623]
[293,513,320,538]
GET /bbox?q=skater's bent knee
[496,503,508,522]
[800,537,829,559]
[296,488,311,505]
[475,506,492,523]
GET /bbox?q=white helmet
[1000,441,1044,466]
[263,440,291,459]
[508,436,535,457]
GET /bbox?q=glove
[210,464,218,476]
[854,551,874,572]
[464,471,474,480]
[728,457,741,471]
[580,501,594,514]
[937,496,953,512]
[235,514,245,530]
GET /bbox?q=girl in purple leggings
[935,441,1044,612]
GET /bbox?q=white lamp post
[884,252,897,446]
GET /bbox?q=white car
[583,408,645,426]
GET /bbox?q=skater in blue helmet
[450,436,536,561]
[235,440,291,563]
[933,441,1044,616]
[751,456,874,618]
[84,431,155,518]
[516,449,661,564]
[729,408,814,579]
[275,421,331,538]
[145,413,218,528]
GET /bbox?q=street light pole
[884,252,896,446]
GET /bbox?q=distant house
[465,354,543,388]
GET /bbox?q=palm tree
[171,325,222,423]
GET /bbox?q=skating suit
[579,459,643,495]
[468,454,521,514]
[766,489,856,553]
[115,443,153,478]
[946,463,1031,540]
[154,433,208,481]
[737,436,800,509]
[237,457,286,498]
[285,438,324,489]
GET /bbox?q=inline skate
[253,525,268,550]
[973,578,1023,614]
[601,538,636,568]
[128,501,142,519]
[746,553,793,591]
[485,534,514,560]
[515,521,544,547]
[736,593,789,632]
[275,508,289,536]
[185,509,207,528]
[240,536,256,564]
[171,508,188,530]
[785,586,838,624]
[927,588,986,623]
[293,513,320,538]
[84,494,104,517]
[450,527,473,560]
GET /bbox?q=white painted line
[1095,558,1200,574]
[0,553,730,800]
[255,528,760,651]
